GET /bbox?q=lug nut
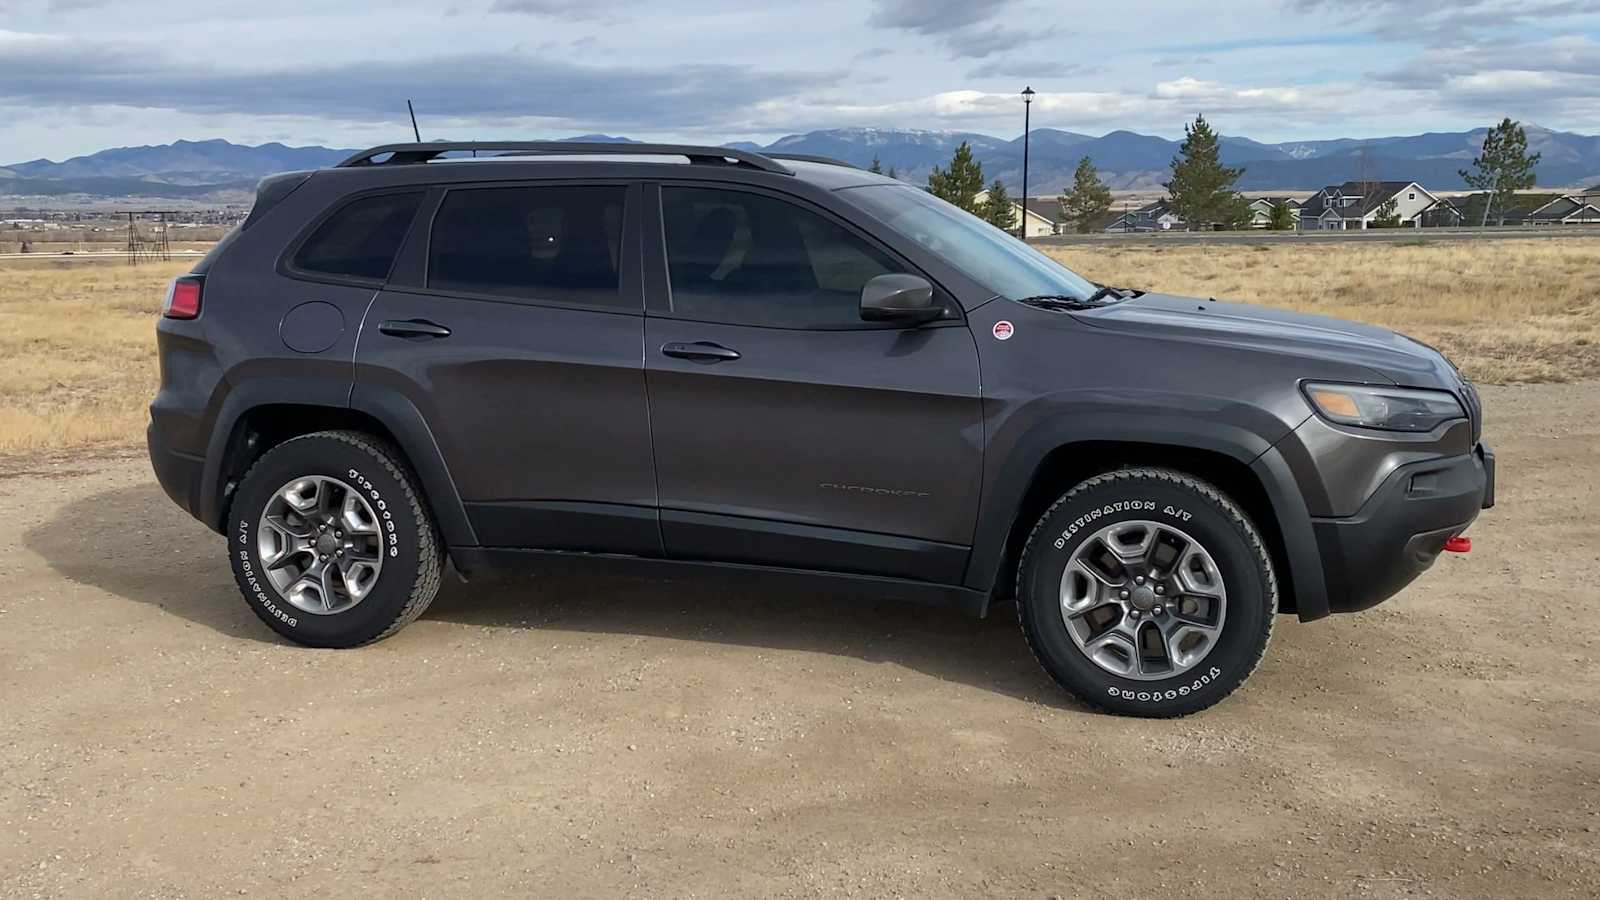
[335,531,342,538]
[1135,576,1145,585]
[1120,590,1130,600]
[1155,586,1165,595]
[319,554,328,561]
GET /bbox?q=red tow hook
[1443,536,1472,553]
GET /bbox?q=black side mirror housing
[860,273,941,324]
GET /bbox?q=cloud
[488,0,610,19]
[968,58,1086,80]
[0,32,840,132]
[1288,0,1600,42]
[750,77,1373,138]
[867,0,1056,58]
[1378,34,1600,118]
[867,0,1015,34]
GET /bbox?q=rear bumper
[1311,444,1493,614]
[147,420,206,523]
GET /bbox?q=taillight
[163,277,203,319]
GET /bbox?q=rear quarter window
[291,191,424,282]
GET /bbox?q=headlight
[1302,382,1465,432]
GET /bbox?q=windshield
[843,183,1098,302]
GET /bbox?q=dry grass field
[0,259,189,454]
[0,237,1594,454]
[1044,237,1600,384]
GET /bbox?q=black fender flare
[963,413,1329,621]
[197,377,478,550]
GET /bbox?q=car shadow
[25,483,1079,709]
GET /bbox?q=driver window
[662,186,907,329]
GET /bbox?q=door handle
[661,341,741,362]
[378,319,451,339]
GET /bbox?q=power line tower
[123,210,175,265]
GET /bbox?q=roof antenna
[407,100,421,142]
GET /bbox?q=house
[1020,198,1065,236]
[972,190,1062,237]
[1298,181,1440,229]
[1520,195,1600,225]
[1246,197,1301,229]
[1419,196,1468,228]
[1103,200,1185,233]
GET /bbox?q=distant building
[1520,195,1600,225]
[1419,196,1468,228]
[1299,181,1439,229]
[1246,197,1301,229]
[1103,200,1184,233]
[972,191,1063,237]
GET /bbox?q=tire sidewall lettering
[346,467,399,558]
[235,517,298,628]
[1105,666,1224,703]
[1053,498,1194,549]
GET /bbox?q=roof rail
[336,142,795,176]
[764,153,859,170]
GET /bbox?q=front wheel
[1015,468,1276,717]
[227,430,443,648]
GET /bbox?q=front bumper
[1312,443,1493,614]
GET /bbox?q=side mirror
[860,273,941,324]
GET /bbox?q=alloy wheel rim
[257,475,385,615]
[1059,519,1227,681]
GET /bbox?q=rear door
[643,183,983,583]
[353,180,659,555]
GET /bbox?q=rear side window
[427,185,628,310]
[292,192,423,281]
[661,186,905,329]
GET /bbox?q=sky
[2,0,1599,162]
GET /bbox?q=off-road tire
[1016,467,1276,717]
[227,430,443,648]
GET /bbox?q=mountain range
[6,127,1598,201]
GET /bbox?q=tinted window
[662,187,906,329]
[293,192,423,281]
[428,185,628,310]
[843,184,1097,302]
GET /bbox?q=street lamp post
[1020,86,1035,241]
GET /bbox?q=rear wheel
[227,430,443,647]
[1016,468,1276,717]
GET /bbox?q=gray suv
[148,141,1494,716]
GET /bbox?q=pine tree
[978,179,1017,231]
[1268,200,1295,230]
[1371,197,1402,228]
[1060,156,1113,234]
[868,155,883,175]
[1459,118,1541,226]
[886,165,898,180]
[1164,114,1251,230]
[927,142,986,214]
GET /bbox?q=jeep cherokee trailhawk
[148,141,1494,716]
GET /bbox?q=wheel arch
[967,422,1328,622]
[198,382,477,550]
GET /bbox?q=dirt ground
[2,381,1597,899]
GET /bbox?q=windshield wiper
[1014,286,1135,310]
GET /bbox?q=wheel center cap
[316,533,339,556]
[1129,585,1158,611]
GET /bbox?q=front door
[643,184,983,583]
[354,180,659,555]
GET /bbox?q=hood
[1068,292,1458,387]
